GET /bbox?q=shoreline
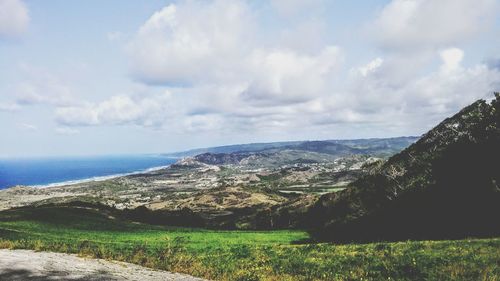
[20,164,174,189]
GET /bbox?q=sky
[1,0,500,157]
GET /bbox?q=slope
[308,95,500,242]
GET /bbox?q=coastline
[29,164,174,189]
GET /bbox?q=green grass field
[0,206,498,281]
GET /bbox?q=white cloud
[329,49,500,130]
[4,0,492,142]
[439,48,464,73]
[242,46,341,105]
[277,19,327,53]
[55,105,99,126]
[55,127,80,135]
[0,0,499,157]
[357,57,383,77]
[128,0,254,85]
[15,65,76,106]
[0,102,20,112]
[55,91,173,127]
[372,0,498,51]
[19,122,37,131]
[122,0,500,137]
[410,51,500,112]
[107,31,123,41]
[128,0,342,107]
[0,0,29,38]
[271,0,325,18]
[183,114,225,133]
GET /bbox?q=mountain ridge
[165,137,419,158]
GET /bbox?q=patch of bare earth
[0,249,207,281]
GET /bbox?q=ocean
[0,155,178,190]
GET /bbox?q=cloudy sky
[1,0,500,157]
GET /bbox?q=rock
[0,249,206,281]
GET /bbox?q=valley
[0,138,414,230]
[1,97,499,280]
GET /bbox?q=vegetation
[2,98,500,280]
[1,205,499,281]
[166,137,418,158]
[309,95,500,242]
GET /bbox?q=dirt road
[0,249,207,281]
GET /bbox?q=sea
[0,155,178,190]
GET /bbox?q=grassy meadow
[0,205,498,281]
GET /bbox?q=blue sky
[1,0,500,157]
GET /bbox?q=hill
[165,137,418,158]
[0,204,498,280]
[308,95,500,242]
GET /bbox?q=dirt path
[0,249,207,281]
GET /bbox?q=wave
[30,164,172,189]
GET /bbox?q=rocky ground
[0,249,206,281]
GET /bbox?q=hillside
[308,95,500,242]
[183,137,419,168]
[0,205,498,281]
[0,134,417,231]
[165,137,418,158]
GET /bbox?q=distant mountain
[191,150,341,168]
[165,141,304,157]
[167,137,419,159]
[193,152,257,165]
[308,95,500,242]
